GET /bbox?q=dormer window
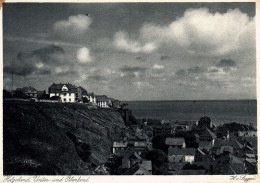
[62,85,68,93]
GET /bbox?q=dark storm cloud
[160,55,171,60]
[4,45,66,77]
[216,59,236,68]
[176,66,203,77]
[4,53,36,76]
[175,69,186,77]
[32,45,65,63]
[38,69,52,75]
[187,66,202,73]
[4,63,35,76]
[88,74,108,81]
[136,56,146,62]
[120,65,148,73]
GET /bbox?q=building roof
[134,142,147,148]
[229,154,244,164]
[199,141,212,151]
[175,120,196,126]
[140,160,152,171]
[194,133,200,138]
[96,95,110,102]
[154,123,172,129]
[165,137,185,146]
[245,153,256,158]
[131,152,142,160]
[168,148,195,156]
[219,146,233,154]
[113,142,128,148]
[196,148,205,156]
[245,158,257,164]
[78,86,88,95]
[114,149,137,158]
[123,162,152,175]
[90,92,96,97]
[213,139,243,149]
[200,128,216,139]
[217,126,229,134]
[37,90,45,96]
[21,86,37,93]
[49,83,77,93]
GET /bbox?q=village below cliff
[3,83,258,175]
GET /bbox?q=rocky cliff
[3,100,125,175]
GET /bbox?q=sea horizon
[125,100,257,127]
[123,99,257,102]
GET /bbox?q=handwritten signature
[230,175,256,181]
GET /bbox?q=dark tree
[146,149,169,174]
[198,116,212,128]
[14,90,27,98]
[152,134,174,153]
[3,90,12,98]
[105,154,122,175]
[82,97,89,103]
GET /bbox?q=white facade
[168,155,195,164]
[50,92,76,103]
[90,95,96,104]
[97,101,109,108]
[49,85,76,103]
[184,155,195,164]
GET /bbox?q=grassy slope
[3,100,125,175]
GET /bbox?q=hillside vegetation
[3,100,125,175]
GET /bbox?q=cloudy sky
[3,2,256,100]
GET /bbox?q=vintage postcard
[1,0,259,182]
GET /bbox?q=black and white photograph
[2,0,258,178]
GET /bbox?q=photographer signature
[230,175,256,181]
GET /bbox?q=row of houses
[7,83,121,108]
[109,116,257,175]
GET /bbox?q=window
[64,98,66,102]
[69,98,71,102]
[69,93,71,96]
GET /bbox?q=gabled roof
[37,90,45,96]
[114,149,137,158]
[134,142,147,147]
[136,133,149,140]
[123,162,152,175]
[196,148,205,156]
[21,86,37,92]
[200,128,216,139]
[49,83,77,93]
[199,141,212,151]
[140,160,152,171]
[78,86,88,95]
[245,153,256,158]
[90,92,95,97]
[194,133,200,138]
[213,139,243,149]
[96,95,110,102]
[165,137,185,146]
[175,120,196,126]
[125,132,136,140]
[130,152,142,160]
[113,141,128,148]
[168,148,195,156]
[229,154,244,164]
[245,158,257,164]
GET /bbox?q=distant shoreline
[123,99,257,102]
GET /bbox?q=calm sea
[126,100,257,127]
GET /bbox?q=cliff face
[3,100,126,175]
